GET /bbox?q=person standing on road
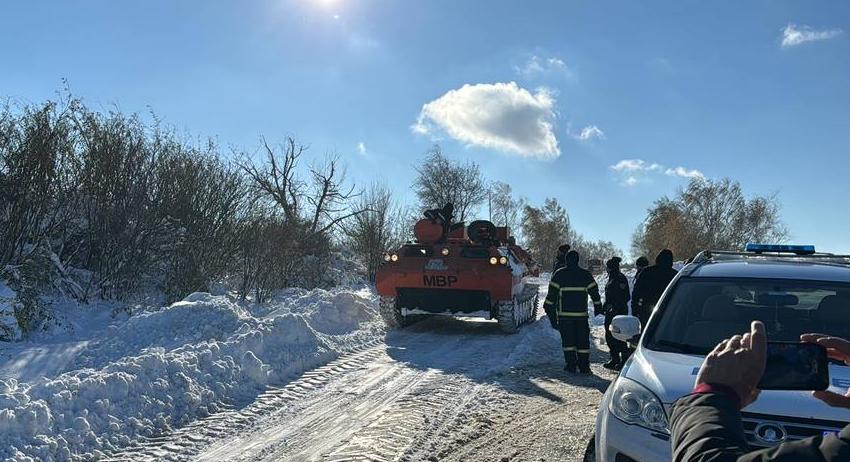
[631,249,677,329]
[544,250,602,374]
[671,321,850,461]
[603,257,630,371]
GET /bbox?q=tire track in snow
[103,343,386,462]
[105,314,544,462]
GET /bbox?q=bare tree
[633,178,789,260]
[412,145,487,222]
[345,183,409,281]
[235,138,369,300]
[489,181,525,237]
[521,198,570,271]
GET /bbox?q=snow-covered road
[106,311,616,462]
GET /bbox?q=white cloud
[610,159,701,186]
[610,159,661,173]
[515,55,572,79]
[357,142,366,155]
[781,24,843,47]
[570,125,605,141]
[412,82,560,159]
[665,166,704,179]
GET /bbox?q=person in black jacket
[544,250,602,373]
[602,257,630,370]
[671,321,850,461]
[631,249,677,329]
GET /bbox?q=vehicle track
[105,315,537,462]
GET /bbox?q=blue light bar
[745,243,816,255]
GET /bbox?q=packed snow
[0,287,384,461]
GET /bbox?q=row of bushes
[0,97,361,336]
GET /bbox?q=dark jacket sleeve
[544,276,560,308]
[586,272,602,314]
[631,271,645,309]
[672,393,850,462]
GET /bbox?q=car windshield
[645,278,850,355]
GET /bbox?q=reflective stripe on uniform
[557,311,588,317]
[563,346,576,351]
[587,281,598,289]
[544,299,554,305]
[560,287,587,292]
[577,349,591,354]
[593,300,602,306]
[549,282,561,289]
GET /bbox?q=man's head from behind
[565,250,580,266]
[606,256,622,274]
[656,249,674,268]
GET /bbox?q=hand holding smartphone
[758,341,830,391]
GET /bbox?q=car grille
[741,412,847,448]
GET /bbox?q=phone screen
[758,342,829,391]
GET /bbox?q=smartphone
[758,342,830,391]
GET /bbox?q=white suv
[593,246,850,462]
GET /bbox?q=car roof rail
[688,249,850,269]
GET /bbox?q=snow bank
[0,288,383,461]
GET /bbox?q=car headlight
[608,377,669,433]
[499,256,508,265]
[390,254,399,262]
[441,248,450,256]
[489,257,498,265]
[383,253,391,262]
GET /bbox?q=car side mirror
[610,315,641,344]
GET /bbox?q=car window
[645,278,850,354]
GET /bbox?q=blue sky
[3,1,849,255]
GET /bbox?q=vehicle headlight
[499,256,508,265]
[390,254,399,262]
[608,377,669,434]
[383,253,392,262]
[489,257,498,265]
[441,248,450,256]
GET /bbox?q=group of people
[543,245,678,373]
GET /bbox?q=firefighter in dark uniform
[544,250,602,373]
[602,257,630,370]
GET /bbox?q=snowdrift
[0,288,383,461]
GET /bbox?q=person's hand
[801,333,850,409]
[696,321,767,408]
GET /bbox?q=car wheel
[583,435,596,462]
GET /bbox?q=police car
[593,244,850,461]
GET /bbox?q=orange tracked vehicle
[376,204,541,333]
